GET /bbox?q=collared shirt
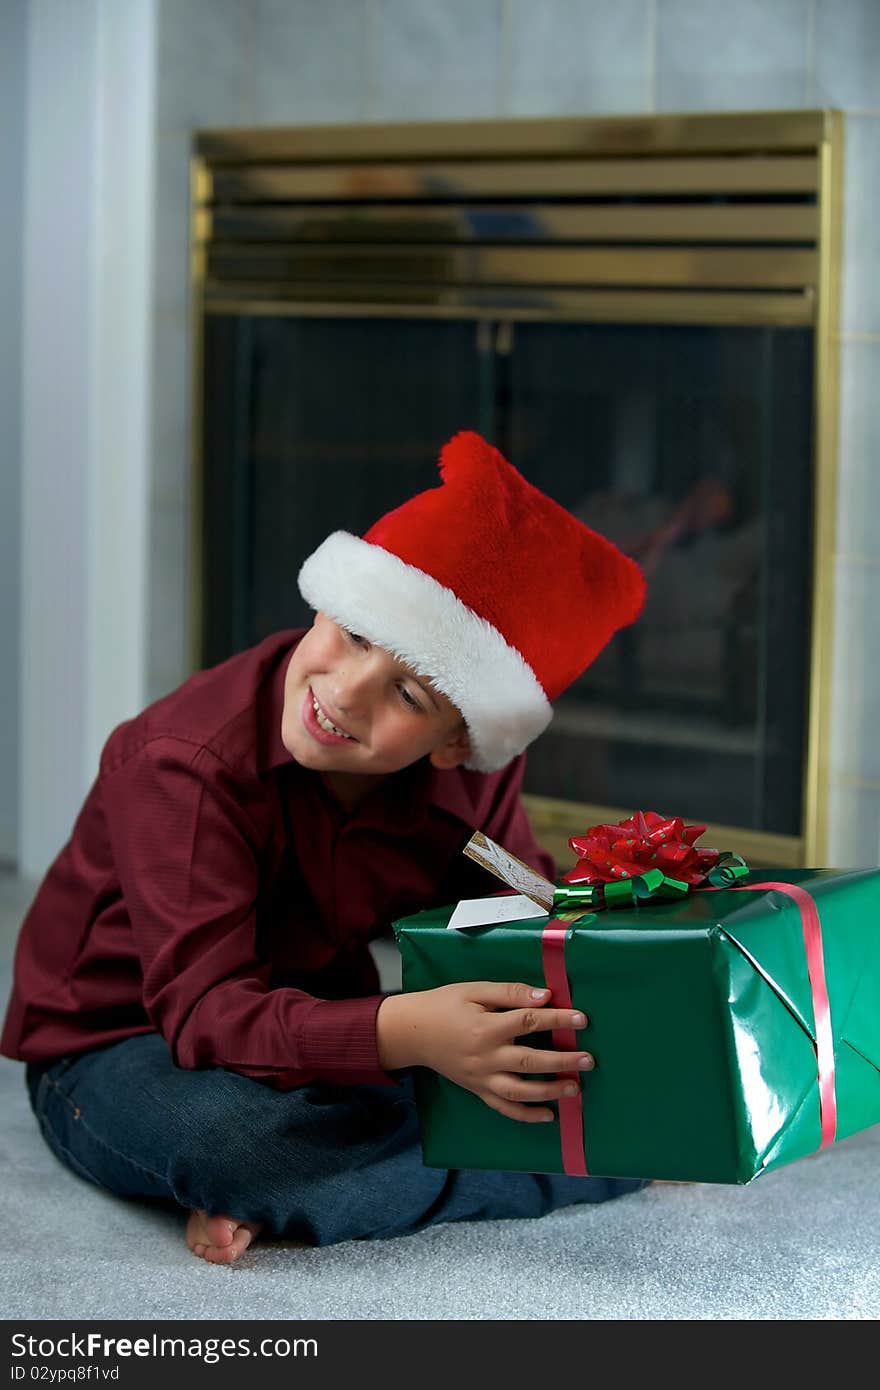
[1,630,555,1089]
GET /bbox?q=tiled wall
[0,0,26,865]
[151,0,880,863]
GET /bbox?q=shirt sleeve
[102,738,398,1090]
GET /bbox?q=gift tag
[462,830,556,910]
[447,894,549,930]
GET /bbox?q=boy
[1,431,647,1263]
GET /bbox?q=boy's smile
[281,613,471,799]
[304,687,359,744]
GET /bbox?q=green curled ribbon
[551,853,749,914]
[551,883,603,912]
[706,855,750,886]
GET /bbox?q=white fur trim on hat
[298,531,552,773]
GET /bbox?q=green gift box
[393,867,880,1184]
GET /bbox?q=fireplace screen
[193,111,842,864]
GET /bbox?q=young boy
[1,430,647,1263]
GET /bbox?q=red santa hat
[298,430,645,772]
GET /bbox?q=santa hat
[298,430,645,772]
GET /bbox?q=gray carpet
[1,871,877,1321]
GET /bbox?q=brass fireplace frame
[190,109,843,867]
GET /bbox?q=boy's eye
[398,684,423,712]
[346,629,368,646]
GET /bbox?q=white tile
[151,310,192,507]
[146,499,192,686]
[840,116,880,338]
[826,780,880,867]
[370,0,501,121]
[507,0,651,116]
[146,666,193,704]
[157,0,251,134]
[657,0,811,112]
[814,0,880,109]
[254,0,367,125]
[836,339,880,566]
[153,133,193,323]
[828,558,880,784]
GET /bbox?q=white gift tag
[446,894,549,931]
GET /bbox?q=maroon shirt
[1,630,555,1089]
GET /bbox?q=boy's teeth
[313,696,350,738]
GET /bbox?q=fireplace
[191,111,842,868]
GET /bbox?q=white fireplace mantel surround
[12,0,880,878]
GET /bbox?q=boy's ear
[428,724,472,771]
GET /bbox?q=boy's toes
[186,1209,209,1253]
[186,1209,262,1264]
[203,1223,260,1264]
[203,1214,238,1248]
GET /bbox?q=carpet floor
[1,871,877,1321]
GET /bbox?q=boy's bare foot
[186,1210,263,1264]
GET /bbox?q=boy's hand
[376,982,593,1123]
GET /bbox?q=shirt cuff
[299,994,400,1087]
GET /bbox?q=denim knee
[25,1052,171,1198]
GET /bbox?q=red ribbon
[722,880,837,1149]
[542,877,837,1177]
[541,923,588,1176]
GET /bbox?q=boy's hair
[299,431,645,772]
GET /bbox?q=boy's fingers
[501,1046,595,1074]
[493,1076,583,1104]
[482,1093,557,1124]
[491,1006,589,1037]
[469,981,554,1010]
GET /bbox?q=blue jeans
[25,1034,646,1247]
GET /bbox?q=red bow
[562,810,720,886]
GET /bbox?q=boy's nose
[330,659,379,715]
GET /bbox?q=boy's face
[281,612,471,778]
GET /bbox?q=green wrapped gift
[393,859,880,1184]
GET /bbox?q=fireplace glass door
[201,310,813,838]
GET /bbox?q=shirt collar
[425,763,481,826]
[314,758,477,836]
